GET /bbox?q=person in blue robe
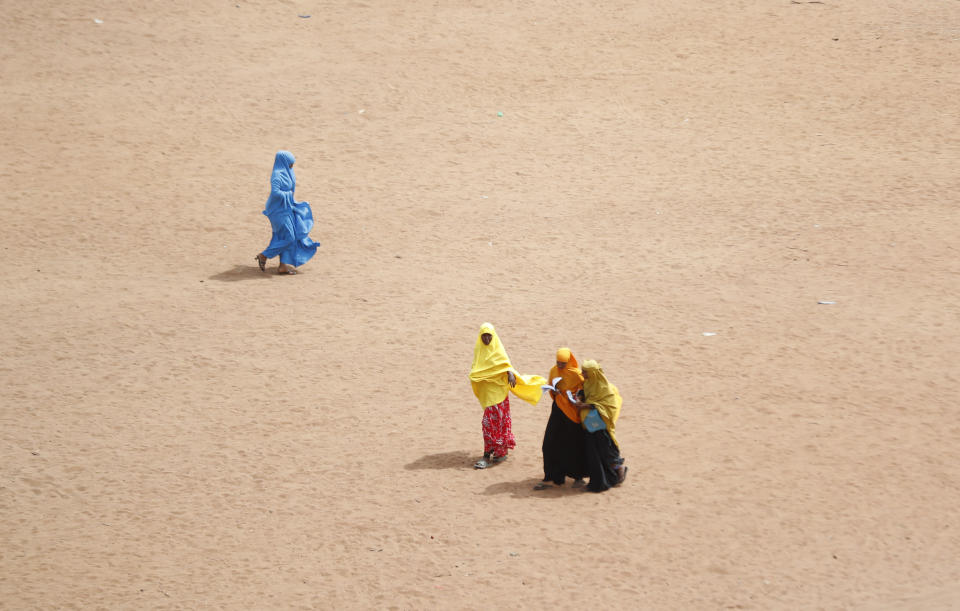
[255,150,319,275]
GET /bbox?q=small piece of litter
[358,109,365,114]
[298,14,311,18]
[488,241,493,246]
[497,111,504,117]
[702,332,717,336]
[93,18,103,24]
[818,300,836,305]
[481,195,488,199]
[509,552,519,557]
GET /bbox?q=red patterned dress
[481,396,515,458]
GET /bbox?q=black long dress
[583,428,623,492]
[541,401,587,485]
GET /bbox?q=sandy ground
[2,0,959,608]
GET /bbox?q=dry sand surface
[2,0,960,608]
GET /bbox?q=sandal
[533,482,553,490]
[616,466,628,486]
[490,454,507,464]
[473,459,490,469]
[255,254,266,272]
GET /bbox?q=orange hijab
[547,347,584,423]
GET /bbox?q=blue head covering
[265,150,296,217]
[272,150,296,191]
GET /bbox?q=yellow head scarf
[548,347,584,423]
[581,359,622,448]
[469,323,546,408]
[470,323,508,380]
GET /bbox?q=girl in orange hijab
[534,347,588,490]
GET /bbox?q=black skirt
[584,429,623,492]
[541,402,587,484]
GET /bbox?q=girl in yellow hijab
[534,347,588,490]
[574,359,627,492]
[469,323,546,469]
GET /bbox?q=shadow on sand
[483,478,588,499]
[404,450,476,471]
[209,264,273,282]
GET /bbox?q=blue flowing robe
[261,150,319,267]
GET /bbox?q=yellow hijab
[548,347,584,423]
[581,359,622,448]
[469,323,546,408]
